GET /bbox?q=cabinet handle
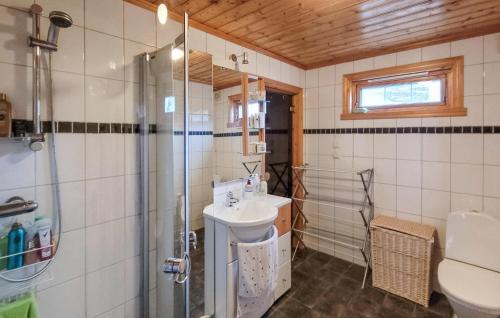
[281,218,286,223]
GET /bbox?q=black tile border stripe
[10,119,213,137]
[10,119,500,137]
[302,126,500,135]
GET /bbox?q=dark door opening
[265,92,293,197]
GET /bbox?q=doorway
[265,92,293,197]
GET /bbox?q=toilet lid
[438,259,500,313]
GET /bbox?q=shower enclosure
[139,15,213,318]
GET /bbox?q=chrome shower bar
[0,200,38,218]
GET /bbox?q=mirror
[213,66,266,163]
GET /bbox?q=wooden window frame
[341,56,466,120]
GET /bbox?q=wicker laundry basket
[370,215,436,307]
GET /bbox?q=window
[342,57,466,120]
[227,94,260,128]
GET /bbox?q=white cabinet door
[274,260,291,300]
[277,231,291,266]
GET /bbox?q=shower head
[47,11,73,45]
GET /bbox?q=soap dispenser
[244,179,254,199]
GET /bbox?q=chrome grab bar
[0,199,38,218]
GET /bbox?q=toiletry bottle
[24,222,40,265]
[0,234,8,270]
[0,93,12,138]
[260,175,268,195]
[244,179,254,199]
[34,218,53,261]
[7,223,26,270]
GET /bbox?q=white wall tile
[189,27,207,52]
[483,62,500,94]
[484,165,500,198]
[484,135,500,165]
[422,189,450,220]
[38,229,85,289]
[85,30,124,80]
[318,86,334,108]
[483,197,500,220]
[451,134,483,164]
[36,134,85,184]
[318,65,335,86]
[463,64,483,96]
[422,161,450,191]
[0,6,32,66]
[334,62,353,84]
[374,183,396,210]
[0,63,32,119]
[422,134,450,162]
[396,48,421,65]
[422,43,450,60]
[86,219,125,272]
[85,0,123,37]
[397,186,421,215]
[484,33,500,63]
[124,40,154,83]
[206,34,225,66]
[374,53,396,69]
[353,134,373,158]
[397,134,421,160]
[397,160,421,187]
[124,2,155,46]
[256,53,270,78]
[0,144,35,190]
[42,71,84,121]
[374,134,396,159]
[305,69,319,88]
[269,58,281,80]
[86,176,125,226]
[86,262,125,317]
[353,58,373,72]
[451,192,482,212]
[86,134,125,178]
[374,159,396,184]
[451,36,484,65]
[451,163,483,196]
[484,94,500,125]
[38,277,85,318]
[85,76,125,123]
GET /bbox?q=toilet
[438,211,500,318]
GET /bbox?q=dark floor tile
[381,293,416,318]
[291,281,329,308]
[413,306,445,318]
[335,276,362,296]
[343,264,367,281]
[313,299,347,318]
[279,297,314,317]
[427,293,453,318]
[346,289,384,318]
[190,303,205,318]
[325,256,353,275]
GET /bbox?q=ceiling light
[157,3,168,25]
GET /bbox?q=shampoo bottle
[0,93,12,138]
[7,223,26,270]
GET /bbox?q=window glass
[359,79,443,108]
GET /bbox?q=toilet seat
[438,258,500,314]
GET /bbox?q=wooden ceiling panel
[131,0,500,69]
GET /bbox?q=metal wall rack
[291,165,374,288]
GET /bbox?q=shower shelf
[0,134,44,144]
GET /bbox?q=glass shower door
[139,20,190,318]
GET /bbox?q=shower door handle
[163,252,191,284]
[189,230,197,250]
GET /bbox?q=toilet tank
[445,211,500,272]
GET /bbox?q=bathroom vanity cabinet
[274,203,292,300]
[204,195,292,318]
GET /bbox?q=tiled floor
[265,249,453,318]
[189,229,206,317]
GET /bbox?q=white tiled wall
[301,34,500,288]
[0,0,306,316]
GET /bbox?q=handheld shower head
[47,11,73,45]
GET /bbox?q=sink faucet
[225,191,239,207]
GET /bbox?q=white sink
[203,199,278,242]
